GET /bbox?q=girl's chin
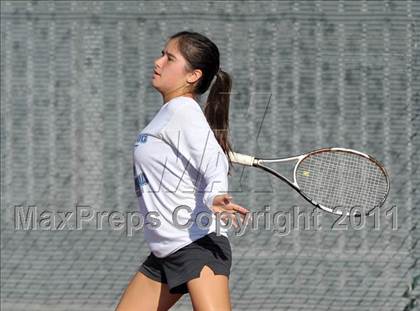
[150,83,162,93]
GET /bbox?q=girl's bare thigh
[115,271,184,311]
[187,265,231,311]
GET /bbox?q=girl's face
[152,39,201,102]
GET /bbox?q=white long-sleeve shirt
[133,96,229,258]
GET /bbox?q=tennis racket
[228,148,390,216]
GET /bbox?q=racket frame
[230,147,390,216]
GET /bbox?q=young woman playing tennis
[115,31,249,311]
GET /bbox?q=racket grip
[228,151,255,166]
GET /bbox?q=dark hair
[169,31,233,166]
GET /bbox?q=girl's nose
[154,55,164,68]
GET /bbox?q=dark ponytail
[169,31,233,166]
[204,69,233,157]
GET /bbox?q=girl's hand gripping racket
[228,148,390,216]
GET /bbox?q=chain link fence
[1,1,419,310]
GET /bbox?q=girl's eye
[160,51,173,61]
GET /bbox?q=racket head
[293,148,390,216]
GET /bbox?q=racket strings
[295,151,388,213]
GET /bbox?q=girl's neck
[163,92,195,104]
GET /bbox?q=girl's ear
[187,68,202,84]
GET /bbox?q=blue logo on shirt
[138,173,149,186]
[134,134,148,147]
[133,165,149,197]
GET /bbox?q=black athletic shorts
[138,232,232,294]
